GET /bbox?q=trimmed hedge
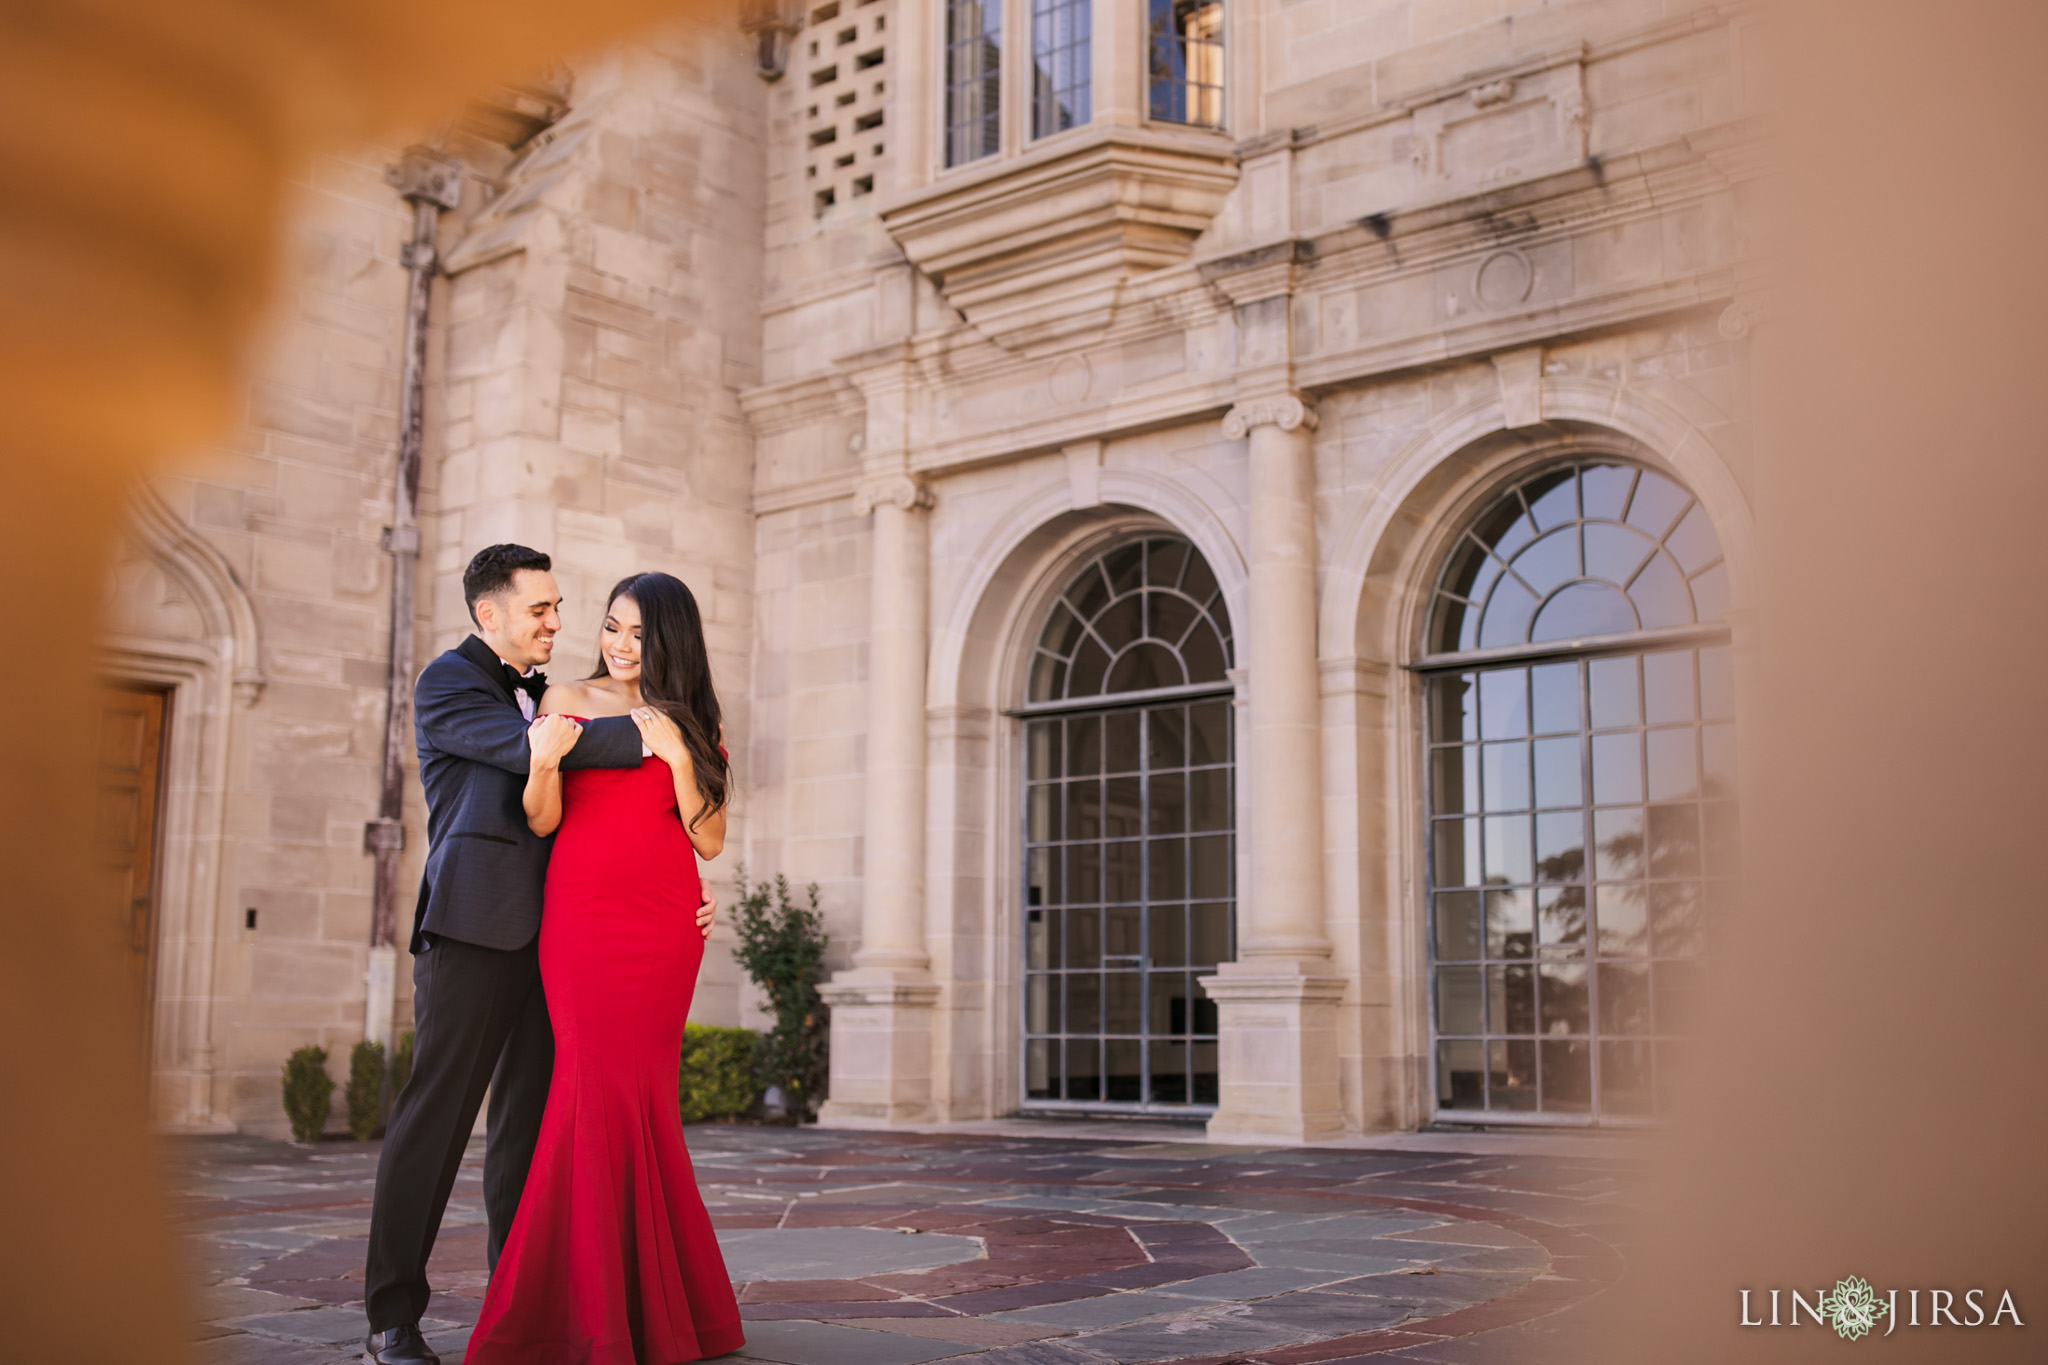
[282,1046,334,1143]
[680,1024,759,1123]
[345,1040,386,1140]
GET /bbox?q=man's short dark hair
[464,544,552,625]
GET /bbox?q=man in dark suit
[362,544,717,1365]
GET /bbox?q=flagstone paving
[170,1124,1639,1364]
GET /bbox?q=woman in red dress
[466,572,745,1365]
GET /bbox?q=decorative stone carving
[1556,84,1591,160]
[1475,249,1535,309]
[852,473,934,517]
[1719,296,1763,340]
[737,0,803,82]
[1222,393,1319,440]
[1047,354,1092,406]
[1407,58,1590,197]
[878,126,1238,354]
[1470,79,1517,109]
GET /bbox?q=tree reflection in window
[1424,461,1734,1123]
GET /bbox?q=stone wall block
[255,537,333,598]
[564,283,661,338]
[268,792,331,843]
[242,888,321,940]
[249,383,355,449]
[248,944,363,1002]
[447,310,527,380]
[560,407,625,458]
[273,463,370,531]
[191,483,248,531]
[561,374,626,417]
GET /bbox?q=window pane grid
[1032,0,1091,139]
[1025,705,1233,1104]
[1428,644,1731,1120]
[945,0,1002,168]
[1148,0,1224,129]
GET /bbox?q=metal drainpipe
[364,147,463,1054]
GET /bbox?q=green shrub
[282,1046,334,1143]
[731,868,829,1122]
[680,1024,759,1123]
[345,1040,386,1141]
[390,1029,415,1098]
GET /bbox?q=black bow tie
[505,664,547,703]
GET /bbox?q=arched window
[1422,461,1735,1122]
[1020,536,1235,1112]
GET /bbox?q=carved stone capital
[1222,393,1319,440]
[852,473,935,517]
[1718,295,1764,340]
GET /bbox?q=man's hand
[696,883,717,941]
[527,713,582,767]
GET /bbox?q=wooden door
[98,687,169,1033]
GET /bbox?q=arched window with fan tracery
[1019,536,1235,1113]
[1421,460,1736,1123]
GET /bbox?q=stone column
[818,472,941,1125]
[1199,393,1348,1144]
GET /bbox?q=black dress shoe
[363,1323,440,1365]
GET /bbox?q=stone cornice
[1198,238,1316,308]
[747,124,1756,507]
[737,370,863,437]
[1271,8,1731,158]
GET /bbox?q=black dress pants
[363,935,552,1332]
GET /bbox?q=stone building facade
[107,0,1759,1140]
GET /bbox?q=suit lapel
[455,634,522,708]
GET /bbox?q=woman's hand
[527,713,582,768]
[631,706,689,768]
[696,884,717,941]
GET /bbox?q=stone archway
[1314,385,1756,1133]
[101,486,263,1131]
[922,465,1250,1121]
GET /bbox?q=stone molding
[1196,969,1350,1005]
[1492,346,1546,429]
[441,92,615,276]
[1198,239,1315,308]
[817,977,943,1009]
[126,487,265,707]
[1222,393,1319,440]
[851,473,934,517]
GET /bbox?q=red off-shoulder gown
[465,747,743,1365]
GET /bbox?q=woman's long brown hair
[589,572,729,829]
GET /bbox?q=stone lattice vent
[799,0,890,217]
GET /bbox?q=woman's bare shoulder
[550,675,634,718]
[538,680,595,715]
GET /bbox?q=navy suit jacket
[409,634,642,954]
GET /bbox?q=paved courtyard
[172,1123,1639,1365]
